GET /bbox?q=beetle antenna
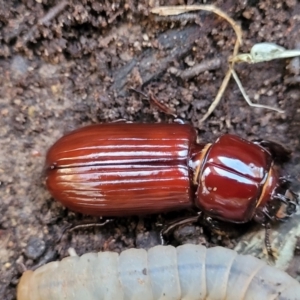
[264,223,275,261]
[56,219,113,243]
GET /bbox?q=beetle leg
[67,219,114,233]
[160,215,201,245]
[261,207,274,221]
[274,193,289,205]
[173,118,189,124]
[111,119,132,123]
[199,214,248,238]
[67,247,78,257]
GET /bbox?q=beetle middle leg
[160,213,248,246]
[159,214,201,245]
[199,214,250,239]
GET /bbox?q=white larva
[17,244,300,300]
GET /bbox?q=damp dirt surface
[1,0,300,299]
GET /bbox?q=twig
[151,5,242,45]
[168,58,221,80]
[231,69,284,113]
[199,39,240,123]
[151,5,243,123]
[22,1,69,44]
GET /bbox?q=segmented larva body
[17,244,300,300]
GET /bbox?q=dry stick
[231,69,284,113]
[169,58,222,80]
[152,7,288,119]
[152,8,293,120]
[151,5,243,123]
[40,1,69,25]
[160,215,201,245]
[199,39,240,123]
[22,1,69,44]
[151,5,242,45]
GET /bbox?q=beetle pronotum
[17,244,300,300]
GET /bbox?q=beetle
[45,123,297,227]
[17,244,300,300]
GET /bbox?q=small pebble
[11,55,29,78]
[25,236,46,260]
[5,262,11,269]
[136,231,160,250]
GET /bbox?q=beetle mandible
[45,123,297,227]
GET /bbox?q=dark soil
[1,0,300,299]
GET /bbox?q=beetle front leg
[199,214,249,238]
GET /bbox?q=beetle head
[253,176,298,224]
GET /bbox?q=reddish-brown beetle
[45,123,297,226]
